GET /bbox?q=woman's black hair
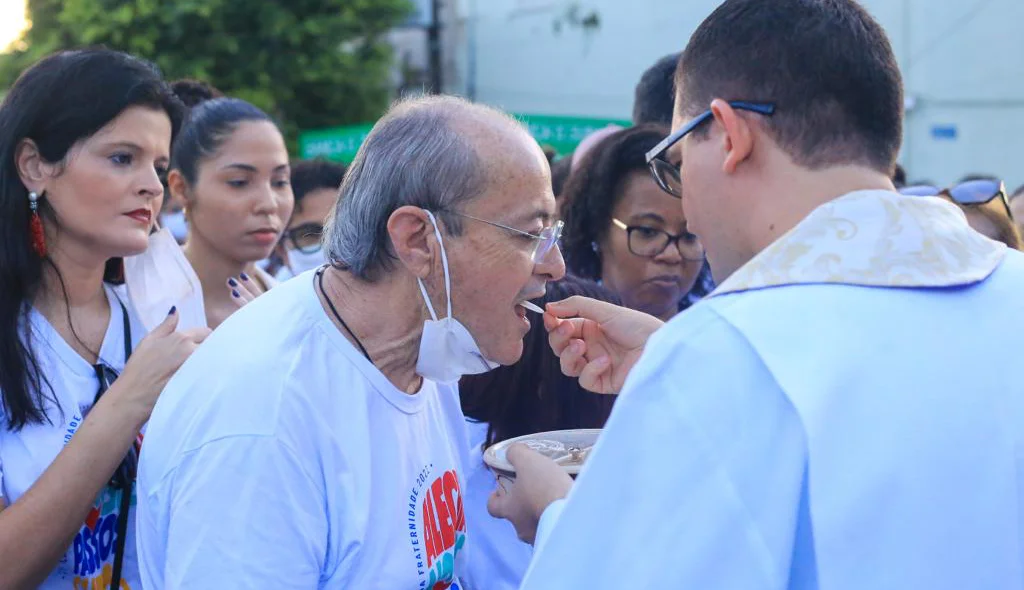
[460,275,622,449]
[169,79,224,108]
[170,96,274,186]
[559,124,668,280]
[0,48,185,430]
[549,155,573,198]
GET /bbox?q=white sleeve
[519,308,808,589]
[531,498,565,555]
[138,435,328,588]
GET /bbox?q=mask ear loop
[419,210,453,321]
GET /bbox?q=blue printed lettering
[78,527,96,575]
[95,514,116,566]
[73,535,85,575]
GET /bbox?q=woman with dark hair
[0,49,209,589]
[560,124,706,321]
[459,275,620,590]
[166,95,295,328]
[158,79,225,243]
[901,179,1023,250]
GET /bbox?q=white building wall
[441,0,1024,188]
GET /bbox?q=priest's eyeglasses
[645,101,777,198]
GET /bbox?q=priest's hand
[543,296,663,394]
[487,444,573,545]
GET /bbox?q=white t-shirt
[136,271,472,589]
[460,420,532,590]
[0,284,146,590]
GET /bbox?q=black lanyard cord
[90,299,134,590]
[316,267,372,363]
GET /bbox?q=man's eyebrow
[511,209,553,226]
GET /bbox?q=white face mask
[415,210,500,384]
[123,227,208,331]
[159,210,188,243]
[283,246,326,279]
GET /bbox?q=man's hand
[487,444,574,544]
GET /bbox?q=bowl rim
[482,428,602,476]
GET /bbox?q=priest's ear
[710,99,755,175]
[388,206,436,280]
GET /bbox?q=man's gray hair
[323,95,523,281]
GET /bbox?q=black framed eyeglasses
[612,218,705,261]
[284,222,324,254]
[899,180,1013,220]
[645,101,777,198]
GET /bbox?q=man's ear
[15,138,57,195]
[710,98,755,175]
[388,206,435,279]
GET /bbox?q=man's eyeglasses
[451,212,564,264]
[283,222,324,254]
[899,180,1012,219]
[645,101,777,198]
[612,218,705,261]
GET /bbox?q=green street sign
[297,123,375,164]
[298,114,630,163]
[515,114,631,157]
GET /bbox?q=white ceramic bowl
[483,429,601,479]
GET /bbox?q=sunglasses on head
[899,180,1012,219]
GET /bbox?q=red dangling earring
[28,191,47,258]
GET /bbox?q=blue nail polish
[228,278,238,287]
[240,272,250,281]
[168,306,177,315]
[232,289,240,298]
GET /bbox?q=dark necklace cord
[316,267,372,362]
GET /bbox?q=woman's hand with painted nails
[115,308,210,421]
[543,296,664,394]
[226,274,262,309]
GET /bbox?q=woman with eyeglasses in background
[0,49,209,589]
[274,159,346,281]
[900,176,1023,250]
[166,93,295,328]
[560,124,705,321]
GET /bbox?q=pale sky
[0,0,29,52]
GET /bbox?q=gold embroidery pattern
[711,191,1006,297]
